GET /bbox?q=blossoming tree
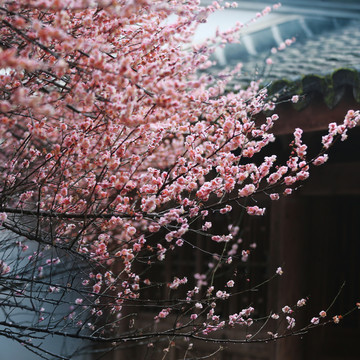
[0,0,359,358]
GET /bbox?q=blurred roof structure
[238,19,360,109]
[202,0,360,19]
[204,1,360,108]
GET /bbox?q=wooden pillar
[268,196,309,360]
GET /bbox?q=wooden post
[268,196,308,360]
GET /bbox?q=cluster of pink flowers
[155,308,171,320]
[228,306,254,327]
[168,276,188,290]
[0,260,10,275]
[0,0,358,353]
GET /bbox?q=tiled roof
[215,16,360,108]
